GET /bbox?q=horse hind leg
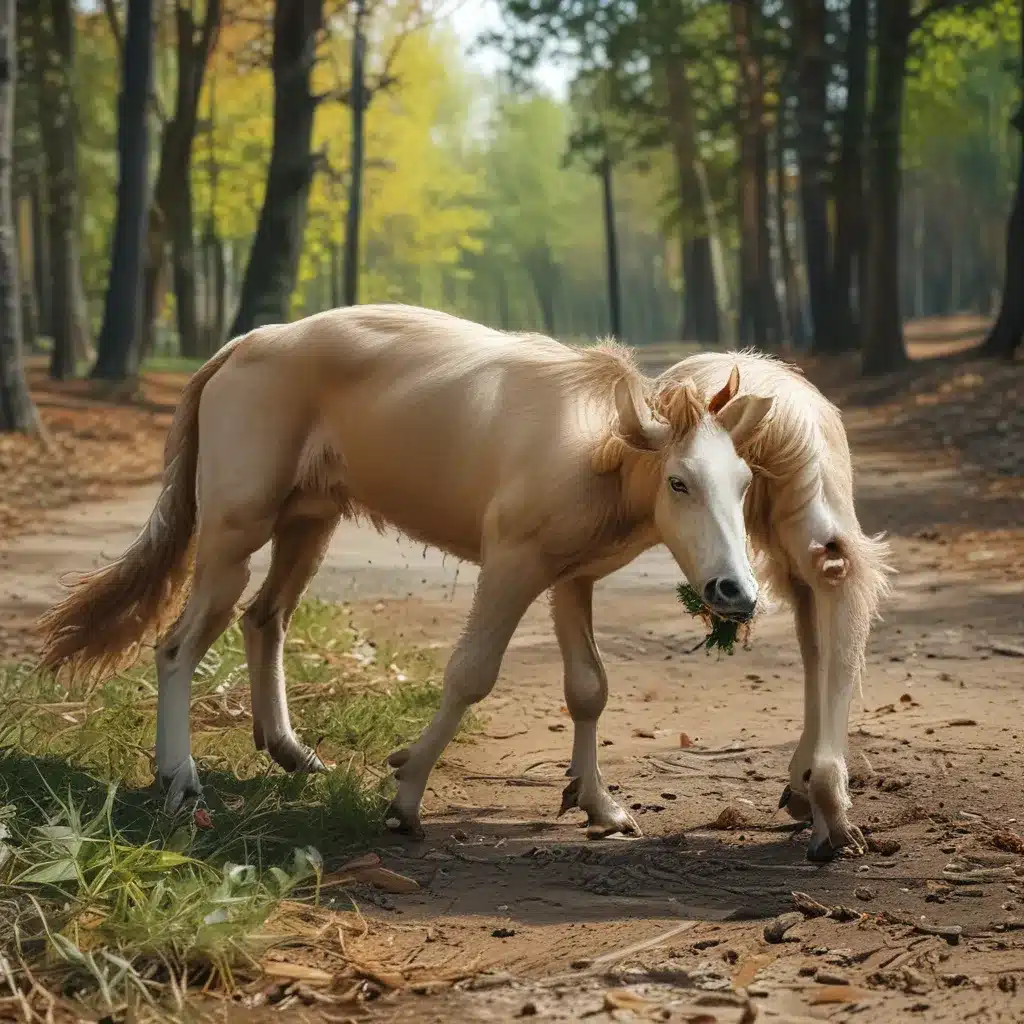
[243,503,340,773]
[155,522,269,812]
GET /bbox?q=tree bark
[832,0,869,352]
[0,0,40,432]
[774,114,806,349]
[35,0,92,380]
[981,0,1024,359]
[342,0,365,307]
[599,152,622,340]
[91,0,155,381]
[525,242,558,335]
[794,0,834,351]
[665,61,720,344]
[29,161,50,338]
[140,0,221,358]
[861,0,910,375]
[231,0,323,336]
[731,0,780,349]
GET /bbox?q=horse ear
[717,394,773,448]
[708,365,740,415]
[614,377,671,452]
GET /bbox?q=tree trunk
[171,183,200,358]
[665,60,720,344]
[599,152,622,340]
[731,0,779,349]
[91,0,155,381]
[832,0,868,351]
[342,0,365,307]
[794,0,834,351]
[981,0,1024,359]
[861,0,910,375]
[35,0,91,379]
[775,115,806,349]
[0,0,40,432]
[140,0,220,357]
[526,243,558,335]
[232,0,322,335]
[30,166,50,337]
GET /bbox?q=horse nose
[703,577,757,619]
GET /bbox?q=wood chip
[913,922,962,945]
[791,891,830,918]
[603,989,656,1012]
[990,830,1024,855]
[261,961,334,985]
[810,985,869,1005]
[354,866,421,894]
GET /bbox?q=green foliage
[676,583,744,655]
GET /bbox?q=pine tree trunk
[599,152,622,340]
[171,183,200,358]
[35,0,90,379]
[981,0,1024,359]
[0,0,40,432]
[665,61,720,344]
[832,0,868,352]
[139,0,220,358]
[342,0,365,307]
[30,164,50,338]
[91,0,155,381]
[861,0,910,375]
[231,0,322,336]
[775,116,806,348]
[794,0,834,351]
[732,0,778,348]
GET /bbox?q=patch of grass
[0,600,465,1018]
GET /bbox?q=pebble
[764,912,804,944]
[854,886,874,901]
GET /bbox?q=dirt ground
[2,336,1024,1022]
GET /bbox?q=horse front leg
[385,551,551,839]
[553,577,640,839]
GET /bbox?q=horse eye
[669,476,689,494]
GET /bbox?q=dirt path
[2,396,1024,1021]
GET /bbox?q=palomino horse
[38,305,889,861]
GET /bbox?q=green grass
[0,600,465,1018]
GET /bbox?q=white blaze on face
[654,415,758,616]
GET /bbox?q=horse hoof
[806,822,866,863]
[158,757,203,815]
[384,802,425,840]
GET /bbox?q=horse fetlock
[157,756,203,815]
[384,797,425,840]
[267,732,327,774]
[560,776,641,839]
[804,756,862,861]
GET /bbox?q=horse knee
[565,664,608,721]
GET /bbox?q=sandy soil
[2,351,1023,1022]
